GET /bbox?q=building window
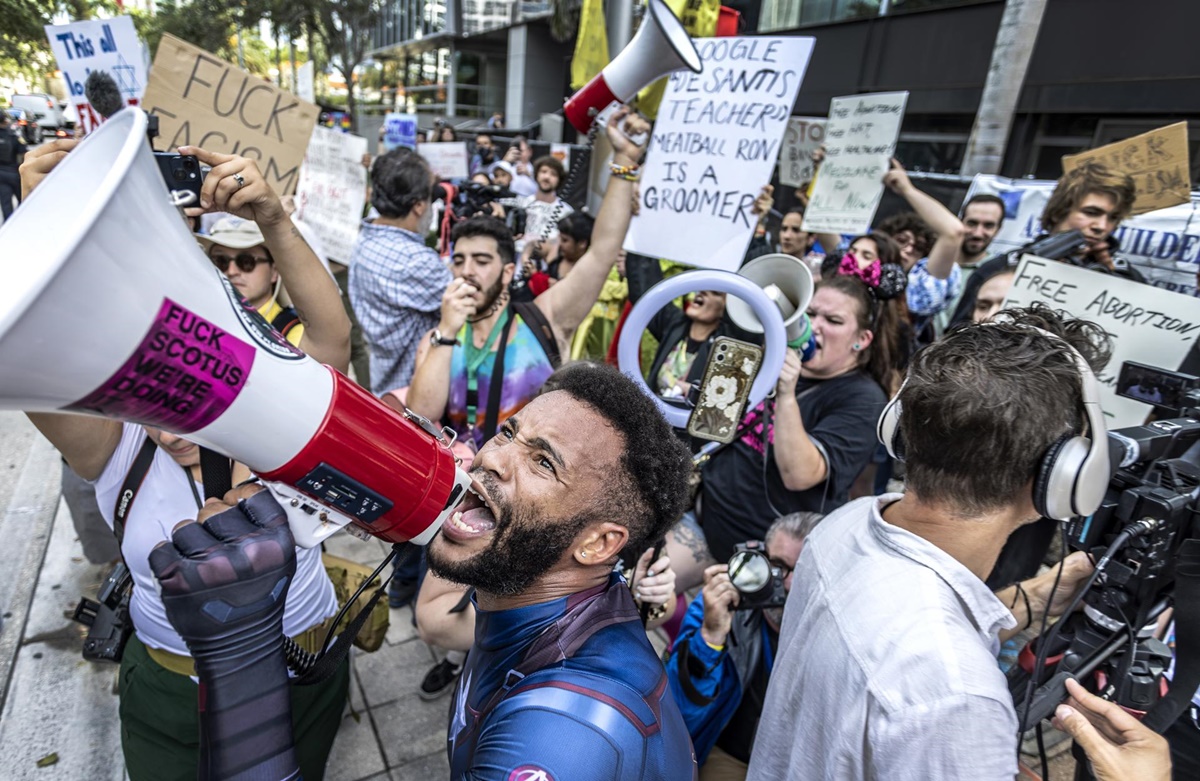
[759,0,879,32]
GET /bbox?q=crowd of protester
[10,101,1191,781]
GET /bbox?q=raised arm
[883,158,966,280]
[534,108,650,338]
[182,146,352,373]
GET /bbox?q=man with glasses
[665,512,823,781]
[199,217,306,346]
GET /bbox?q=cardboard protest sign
[778,117,826,188]
[1063,123,1190,216]
[966,174,1200,297]
[418,141,470,180]
[45,17,148,135]
[295,128,368,265]
[803,92,908,235]
[382,112,417,151]
[624,37,814,272]
[1002,255,1200,426]
[141,35,319,194]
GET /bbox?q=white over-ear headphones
[876,325,1111,521]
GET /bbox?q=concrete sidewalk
[0,414,451,780]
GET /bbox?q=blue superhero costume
[448,573,698,780]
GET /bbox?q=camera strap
[111,436,160,548]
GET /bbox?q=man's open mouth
[443,479,499,540]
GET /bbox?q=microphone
[85,70,125,121]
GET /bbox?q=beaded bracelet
[609,162,640,181]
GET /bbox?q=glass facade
[758,0,983,32]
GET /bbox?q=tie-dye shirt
[447,313,556,449]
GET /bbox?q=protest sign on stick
[45,17,148,135]
[802,91,908,235]
[778,117,826,188]
[295,128,368,265]
[141,34,319,194]
[1062,123,1190,216]
[1002,255,1200,426]
[383,113,417,151]
[418,141,470,180]
[624,37,814,272]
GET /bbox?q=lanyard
[461,308,511,432]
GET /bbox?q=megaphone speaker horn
[564,0,703,133]
[725,253,817,356]
[0,107,470,549]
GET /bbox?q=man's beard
[538,181,557,195]
[427,473,592,596]
[470,275,506,319]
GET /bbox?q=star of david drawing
[111,53,140,97]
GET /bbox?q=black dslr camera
[727,541,787,611]
[73,562,134,663]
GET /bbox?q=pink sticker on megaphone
[68,298,257,434]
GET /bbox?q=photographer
[666,512,822,780]
[469,131,496,176]
[747,305,1115,780]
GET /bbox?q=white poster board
[418,141,470,180]
[44,16,148,135]
[778,116,826,188]
[624,37,814,272]
[296,60,315,103]
[1002,255,1200,426]
[294,127,368,265]
[383,112,417,151]
[803,91,909,235]
[966,175,1200,298]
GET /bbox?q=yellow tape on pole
[571,0,610,90]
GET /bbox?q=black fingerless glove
[150,490,301,781]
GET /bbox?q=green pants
[119,634,350,781]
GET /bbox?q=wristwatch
[431,329,459,347]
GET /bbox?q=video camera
[727,541,787,611]
[1012,360,1200,745]
[433,181,526,240]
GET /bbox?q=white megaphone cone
[0,108,470,548]
[725,254,818,361]
[564,0,702,133]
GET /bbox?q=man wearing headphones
[747,304,1120,779]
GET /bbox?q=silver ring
[233,173,246,189]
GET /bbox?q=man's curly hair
[878,211,936,257]
[900,303,1112,515]
[544,363,692,554]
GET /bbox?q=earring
[852,343,861,351]
[580,551,588,558]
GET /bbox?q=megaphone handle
[199,447,233,500]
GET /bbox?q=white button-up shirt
[748,495,1020,781]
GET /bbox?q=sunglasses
[209,250,270,273]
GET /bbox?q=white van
[10,94,73,139]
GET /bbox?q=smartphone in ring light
[687,337,763,444]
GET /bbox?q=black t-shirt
[700,370,886,562]
[715,623,779,763]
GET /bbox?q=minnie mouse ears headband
[835,253,907,301]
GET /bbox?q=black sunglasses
[209,249,270,273]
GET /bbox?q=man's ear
[503,262,516,285]
[573,522,628,566]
